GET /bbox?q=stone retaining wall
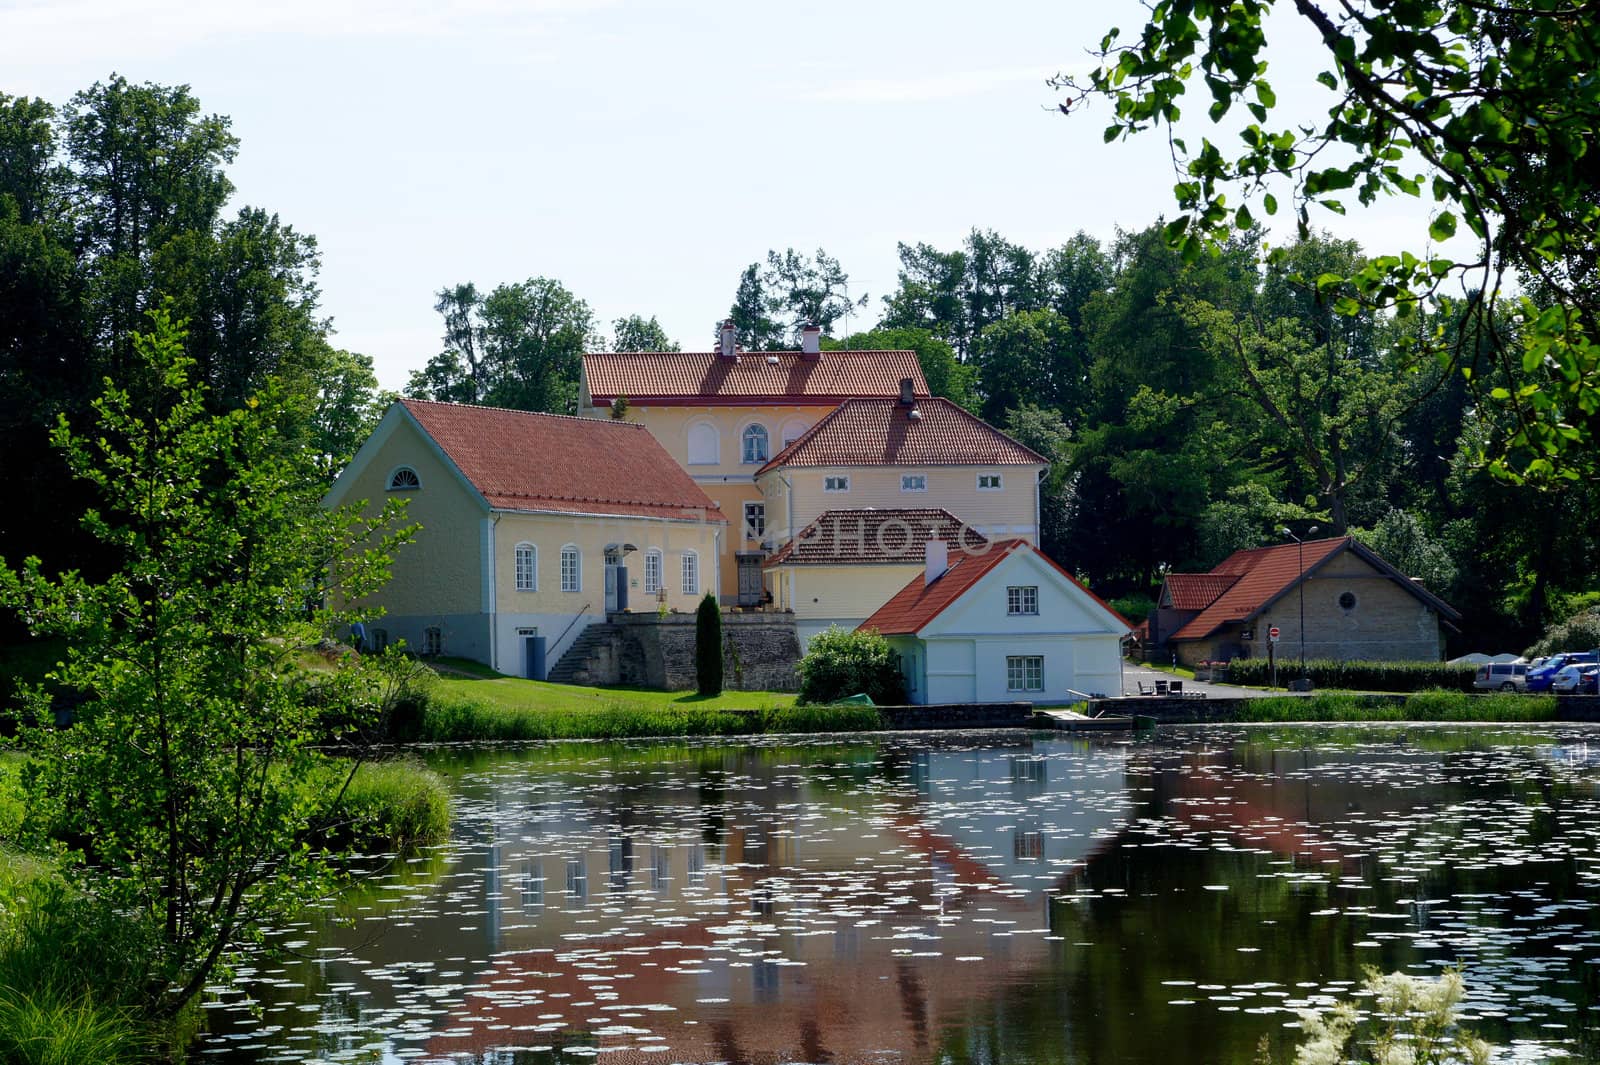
[1087,693,1600,723]
[599,612,802,692]
[877,703,1035,730]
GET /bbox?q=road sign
[1268,626,1281,642]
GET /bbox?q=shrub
[1109,593,1155,625]
[696,593,723,696]
[797,628,907,706]
[1234,689,1557,722]
[1224,658,1477,692]
[1524,604,1600,659]
[333,759,451,851]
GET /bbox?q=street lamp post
[1282,526,1319,690]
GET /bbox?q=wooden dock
[1034,708,1138,732]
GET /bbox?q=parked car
[1526,652,1598,692]
[1474,662,1529,691]
[1551,665,1590,694]
[1577,664,1600,695]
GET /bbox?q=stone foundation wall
[578,612,802,692]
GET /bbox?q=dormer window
[387,466,421,491]
[742,424,770,464]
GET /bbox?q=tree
[759,247,866,343]
[1057,1,1600,481]
[407,278,594,413]
[695,592,723,696]
[831,327,978,412]
[609,314,677,352]
[0,309,414,1019]
[726,263,784,351]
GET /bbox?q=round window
[1338,591,1357,611]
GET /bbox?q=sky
[1,0,1455,390]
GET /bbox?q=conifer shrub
[696,592,723,696]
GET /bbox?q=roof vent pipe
[801,323,822,358]
[719,319,737,360]
[925,539,949,584]
[899,377,916,406]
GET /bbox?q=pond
[196,726,1600,1064]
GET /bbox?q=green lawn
[426,658,797,713]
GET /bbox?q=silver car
[1473,662,1528,691]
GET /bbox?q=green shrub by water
[333,760,451,850]
[796,628,906,706]
[1234,689,1557,722]
[399,690,884,741]
[1224,658,1478,692]
[0,864,166,1064]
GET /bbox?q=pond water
[196,726,1600,1064]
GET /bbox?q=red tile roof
[582,350,928,406]
[763,508,988,568]
[1169,536,1460,640]
[757,398,1046,474]
[1169,538,1351,640]
[400,399,726,522]
[1164,573,1240,611]
[859,539,1130,636]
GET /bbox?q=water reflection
[198,728,1600,1064]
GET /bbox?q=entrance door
[736,553,764,607]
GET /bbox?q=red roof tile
[400,399,726,522]
[859,540,1130,636]
[1170,538,1349,640]
[758,398,1045,474]
[1163,573,1240,611]
[583,350,927,405]
[763,508,988,568]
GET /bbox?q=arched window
[560,545,581,593]
[644,549,663,595]
[681,551,699,596]
[781,418,808,447]
[387,466,421,491]
[741,423,769,464]
[514,543,537,592]
[687,422,720,465]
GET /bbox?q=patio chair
[1168,680,1184,696]
[1154,679,1168,696]
[1136,681,1154,696]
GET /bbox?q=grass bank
[1231,689,1558,722]
[389,661,882,740]
[316,758,451,851]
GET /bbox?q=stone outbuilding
[1150,537,1460,666]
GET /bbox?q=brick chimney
[899,377,916,406]
[718,319,737,360]
[800,323,821,358]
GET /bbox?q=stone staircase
[546,622,619,686]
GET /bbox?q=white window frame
[824,474,850,493]
[741,423,770,465]
[744,502,766,540]
[900,473,928,493]
[644,549,663,595]
[1006,655,1043,693]
[1007,585,1039,616]
[681,551,699,596]
[514,542,537,592]
[560,544,581,593]
[387,466,421,491]
[978,472,1004,491]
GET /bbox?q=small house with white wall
[860,540,1131,705]
[324,399,725,676]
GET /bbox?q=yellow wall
[771,563,923,620]
[586,403,833,596]
[761,465,1043,545]
[492,511,720,615]
[327,415,484,619]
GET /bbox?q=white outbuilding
[859,539,1131,705]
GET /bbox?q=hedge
[1225,658,1478,692]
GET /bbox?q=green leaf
[1429,212,1457,241]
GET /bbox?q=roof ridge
[401,397,645,429]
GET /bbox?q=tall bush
[695,592,723,696]
[1225,658,1477,692]
[797,627,907,705]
